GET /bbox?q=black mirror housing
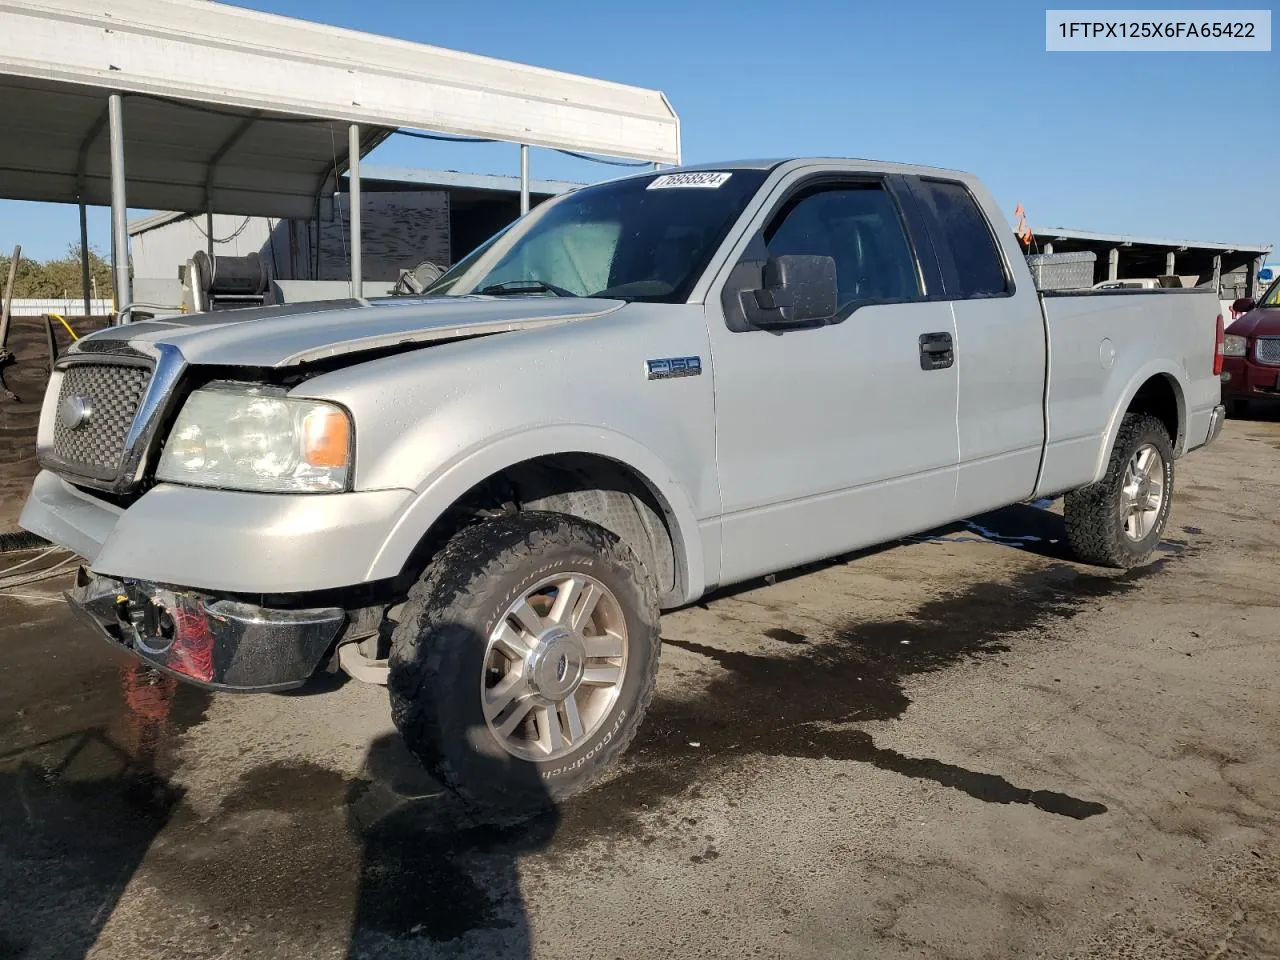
[744,255,838,328]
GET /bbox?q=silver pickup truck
[21,158,1225,811]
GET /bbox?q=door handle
[918,332,954,371]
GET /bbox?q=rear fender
[1090,364,1187,484]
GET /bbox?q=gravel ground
[1,415,1277,960]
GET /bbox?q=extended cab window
[916,179,1010,298]
[764,183,922,310]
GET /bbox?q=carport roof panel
[0,73,387,218]
[1039,227,1271,255]
[0,0,681,171]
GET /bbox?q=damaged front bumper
[67,567,346,692]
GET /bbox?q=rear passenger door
[705,172,960,586]
[909,177,1047,517]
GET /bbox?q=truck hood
[72,296,626,368]
[1226,306,1280,339]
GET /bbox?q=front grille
[1255,337,1280,366]
[51,363,152,479]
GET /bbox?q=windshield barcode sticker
[648,172,732,190]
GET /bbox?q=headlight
[156,382,351,493]
[1223,334,1248,357]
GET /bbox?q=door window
[763,183,922,313]
[914,179,1011,298]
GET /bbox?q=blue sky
[1,0,1275,263]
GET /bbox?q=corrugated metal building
[128,165,585,285]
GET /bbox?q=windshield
[423,169,768,302]
[1262,276,1280,307]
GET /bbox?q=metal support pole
[206,208,215,258]
[1246,257,1259,299]
[1107,247,1119,282]
[1165,251,1175,276]
[348,123,362,297]
[1043,242,1054,255]
[1212,254,1222,295]
[108,93,132,323]
[519,144,530,216]
[78,200,91,317]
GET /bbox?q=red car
[1222,278,1280,415]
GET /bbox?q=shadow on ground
[0,661,209,960]
[563,555,1174,841]
[0,537,1194,957]
[0,616,558,960]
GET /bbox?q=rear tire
[1064,413,1174,569]
[388,512,660,814]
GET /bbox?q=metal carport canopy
[0,0,682,219]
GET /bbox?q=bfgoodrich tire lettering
[388,511,660,813]
[1064,412,1175,569]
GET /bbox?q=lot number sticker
[647,172,732,190]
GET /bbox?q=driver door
[704,172,960,585]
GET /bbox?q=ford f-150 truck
[21,158,1226,811]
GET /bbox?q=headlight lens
[156,382,351,493]
[1223,334,1248,357]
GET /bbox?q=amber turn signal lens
[301,407,351,469]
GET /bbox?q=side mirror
[742,255,838,328]
[1232,297,1256,314]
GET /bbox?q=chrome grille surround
[37,342,188,494]
[1254,337,1280,366]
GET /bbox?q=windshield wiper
[476,280,576,298]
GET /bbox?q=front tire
[1064,413,1175,569]
[388,512,660,813]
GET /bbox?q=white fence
[5,298,113,317]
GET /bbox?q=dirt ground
[1,415,1277,960]
[0,315,109,537]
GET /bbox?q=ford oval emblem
[59,394,94,430]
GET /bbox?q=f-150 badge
[646,357,702,380]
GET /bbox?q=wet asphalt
[2,416,1279,959]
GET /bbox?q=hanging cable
[394,129,497,144]
[329,127,348,266]
[550,148,652,167]
[391,130,656,167]
[189,215,253,244]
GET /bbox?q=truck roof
[632,157,975,181]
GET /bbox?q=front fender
[364,425,708,603]
[1090,362,1188,485]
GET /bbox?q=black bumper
[66,567,346,692]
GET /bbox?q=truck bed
[1036,287,1222,497]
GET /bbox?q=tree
[0,245,114,301]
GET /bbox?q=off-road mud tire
[1064,413,1175,569]
[388,511,660,814]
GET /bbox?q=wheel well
[1127,375,1183,450]
[401,453,683,606]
